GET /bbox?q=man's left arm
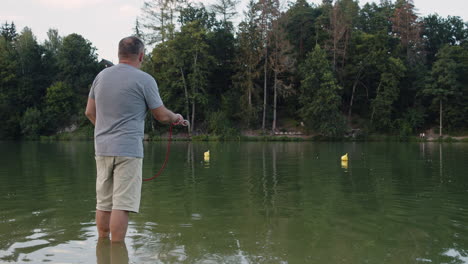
[85,97,96,126]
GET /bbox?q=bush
[398,120,413,141]
[207,111,238,136]
[43,82,76,134]
[402,107,426,132]
[20,107,42,139]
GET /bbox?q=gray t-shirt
[89,63,163,158]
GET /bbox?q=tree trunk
[272,70,277,132]
[262,48,267,131]
[261,3,268,132]
[342,30,349,68]
[180,67,190,134]
[272,19,278,133]
[347,80,357,124]
[299,25,304,58]
[191,52,199,133]
[348,66,364,123]
[332,7,337,71]
[169,1,174,40]
[439,99,443,137]
[191,100,195,134]
[160,4,166,43]
[370,80,382,123]
[248,65,252,108]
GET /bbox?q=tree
[233,0,262,127]
[205,24,237,119]
[314,0,333,48]
[423,46,462,136]
[140,0,183,43]
[370,57,406,131]
[147,41,188,130]
[57,33,100,102]
[179,3,218,29]
[422,14,468,64]
[134,19,144,40]
[270,15,295,132]
[0,22,18,42]
[0,35,19,138]
[299,45,344,136]
[42,28,62,86]
[328,0,359,71]
[256,0,277,131]
[183,22,212,131]
[344,31,393,123]
[44,28,62,55]
[390,0,422,62]
[211,0,240,27]
[43,82,76,133]
[151,18,213,133]
[284,0,320,62]
[358,2,394,34]
[16,27,45,109]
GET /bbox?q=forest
[1,0,467,140]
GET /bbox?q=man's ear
[139,52,144,62]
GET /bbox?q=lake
[0,141,467,264]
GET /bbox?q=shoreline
[21,133,468,143]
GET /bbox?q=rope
[143,123,173,182]
[143,119,189,182]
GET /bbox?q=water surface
[1,141,467,263]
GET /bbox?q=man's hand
[172,114,184,125]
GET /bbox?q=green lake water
[1,141,468,264]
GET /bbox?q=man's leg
[111,157,142,242]
[95,156,114,238]
[96,210,111,238]
[110,210,129,242]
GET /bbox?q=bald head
[118,36,144,61]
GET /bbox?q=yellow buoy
[341,153,348,161]
[341,160,348,169]
[204,150,210,162]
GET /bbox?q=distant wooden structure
[99,59,114,68]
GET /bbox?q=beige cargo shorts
[95,156,142,213]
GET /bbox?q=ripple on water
[443,248,468,263]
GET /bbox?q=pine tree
[391,0,422,62]
[299,44,344,136]
[140,0,182,44]
[270,15,295,132]
[211,0,240,27]
[233,0,262,127]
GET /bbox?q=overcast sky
[1,0,467,63]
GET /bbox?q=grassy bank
[36,129,468,143]
[39,126,94,141]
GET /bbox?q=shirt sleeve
[144,77,164,110]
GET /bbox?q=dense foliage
[0,23,103,139]
[1,0,467,139]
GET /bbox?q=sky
[1,0,467,63]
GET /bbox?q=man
[85,36,183,242]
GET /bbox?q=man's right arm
[151,106,182,124]
[85,97,96,126]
